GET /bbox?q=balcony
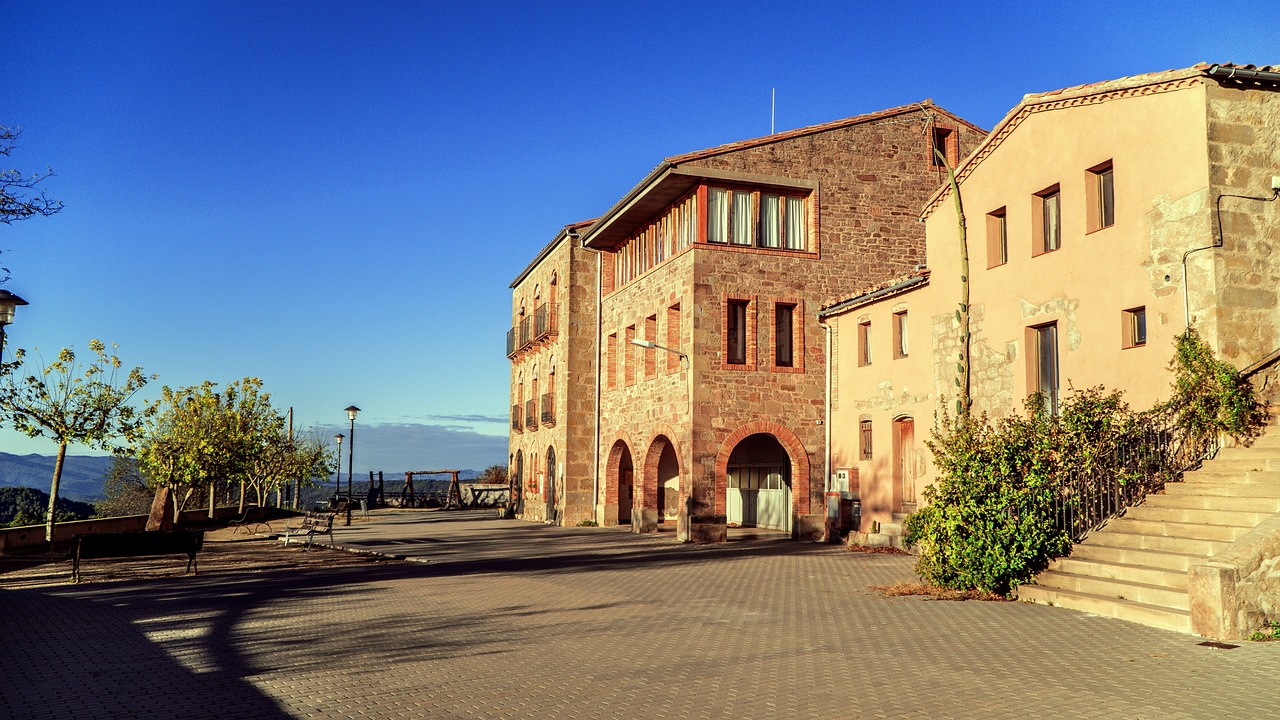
[510,404,522,432]
[518,316,533,352]
[506,327,517,358]
[540,392,555,426]
[524,399,536,431]
[534,303,558,342]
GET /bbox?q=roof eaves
[819,269,930,318]
[509,219,598,289]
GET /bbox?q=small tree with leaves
[0,340,152,542]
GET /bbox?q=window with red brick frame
[666,304,682,374]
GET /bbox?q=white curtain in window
[786,197,806,250]
[731,191,753,245]
[760,194,780,248]
[708,188,728,243]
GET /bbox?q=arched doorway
[513,450,524,515]
[606,440,634,527]
[725,434,791,533]
[656,440,680,523]
[546,447,558,524]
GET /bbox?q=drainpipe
[821,320,834,541]
[1184,181,1280,328]
[579,234,604,525]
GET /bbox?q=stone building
[507,219,598,525]
[562,102,985,541]
[822,63,1280,543]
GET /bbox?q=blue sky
[1,1,1275,473]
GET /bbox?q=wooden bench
[71,530,205,583]
[281,512,336,547]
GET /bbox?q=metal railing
[506,327,517,358]
[518,316,533,351]
[1049,408,1219,543]
[540,392,555,426]
[524,399,536,430]
[534,303,558,341]
[510,404,522,431]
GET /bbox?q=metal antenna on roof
[771,88,776,134]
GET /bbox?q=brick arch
[713,421,811,516]
[640,425,686,515]
[603,431,636,507]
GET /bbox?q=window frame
[1027,322,1060,416]
[770,300,804,372]
[986,207,1008,268]
[859,418,873,461]
[857,320,872,367]
[892,310,908,359]
[723,295,757,370]
[1123,306,1147,349]
[1033,185,1062,256]
[1087,160,1115,233]
[707,183,810,253]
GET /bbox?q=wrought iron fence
[518,316,533,350]
[524,399,536,430]
[1049,407,1219,543]
[510,404,522,431]
[506,327,517,358]
[534,302,558,341]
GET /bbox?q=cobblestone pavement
[3,509,1278,719]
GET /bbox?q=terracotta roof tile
[820,267,930,315]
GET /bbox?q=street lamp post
[344,405,360,526]
[333,433,345,501]
[0,290,30,366]
[629,339,694,539]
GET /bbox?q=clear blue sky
[1,1,1274,473]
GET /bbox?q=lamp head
[334,433,345,445]
[345,405,361,421]
[0,290,29,326]
[630,339,655,349]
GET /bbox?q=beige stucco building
[823,63,1280,540]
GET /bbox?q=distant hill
[0,452,115,502]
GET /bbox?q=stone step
[1085,529,1229,556]
[1122,505,1270,527]
[1049,557,1188,591]
[1213,446,1280,461]
[879,522,904,537]
[1163,481,1280,498]
[1031,570,1189,610]
[1068,543,1200,572]
[1017,585,1192,633]
[1242,434,1280,449]
[1141,493,1280,513]
[1191,457,1280,473]
[1105,517,1249,542]
[1182,470,1280,484]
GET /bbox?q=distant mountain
[0,452,115,502]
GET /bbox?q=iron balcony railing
[524,399,536,430]
[540,392,555,426]
[1049,407,1219,543]
[510,404,522,432]
[518,316,533,351]
[534,303,558,342]
[506,327,517,358]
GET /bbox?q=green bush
[906,329,1266,596]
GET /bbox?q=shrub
[1160,328,1267,444]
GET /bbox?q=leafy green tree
[0,340,152,541]
[136,380,239,520]
[0,486,92,526]
[477,464,508,484]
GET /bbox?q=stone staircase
[1017,430,1280,634]
[852,511,911,550]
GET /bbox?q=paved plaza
[3,509,1278,719]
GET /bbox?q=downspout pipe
[578,232,604,525]
[1183,186,1280,328]
[821,320,834,542]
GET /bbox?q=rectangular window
[666,304,682,374]
[930,127,957,168]
[1123,307,1147,348]
[860,419,873,460]
[731,190,753,245]
[785,196,807,250]
[606,332,617,390]
[726,300,748,365]
[1034,186,1061,255]
[624,325,636,386]
[759,194,781,248]
[1088,161,1115,232]
[1032,323,1060,416]
[707,187,728,244]
[893,311,908,359]
[775,303,795,368]
[644,315,657,378]
[858,321,872,367]
[986,207,1008,267]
